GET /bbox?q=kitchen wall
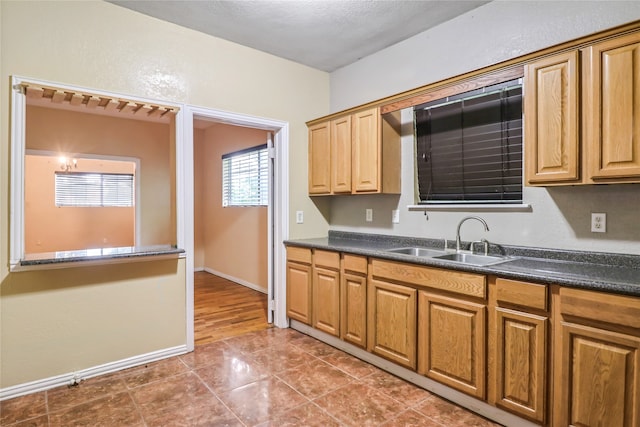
[195,122,269,292]
[0,1,328,389]
[328,2,640,255]
[25,155,135,253]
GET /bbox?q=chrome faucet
[456,216,489,252]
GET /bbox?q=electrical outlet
[392,209,400,224]
[365,208,373,222]
[591,212,606,233]
[296,211,304,224]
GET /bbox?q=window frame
[55,171,135,208]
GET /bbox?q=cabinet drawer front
[371,259,486,299]
[495,278,547,311]
[343,254,367,274]
[313,249,340,269]
[287,246,312,264]
[560,287,640,330]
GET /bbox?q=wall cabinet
[286,247,313,324]
[307,107,400,195]
[525,30,640,186]
[341,254,367,348]
[489,277,549,424]
[553,287,640,427]
[312,250,341,336]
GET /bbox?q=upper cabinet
[586,31,640,181]
[307,107,400,195]
[525,30,640,186]
[524,51,580,184]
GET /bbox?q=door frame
[182,105,290,351]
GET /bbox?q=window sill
[407,204,532,212]
[12,245,185,271]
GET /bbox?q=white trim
[194,266,205,272]
[184,105,290,340]
[290,321,538,427]
[0,345,188,401]
[202,268,267,294]
[408,203,532,212]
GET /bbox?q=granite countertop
[20,245,185,267]
[285,231,640,297]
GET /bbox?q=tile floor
[0,328,501,427]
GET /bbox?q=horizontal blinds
[55,172,134,207]
[415,81,522,204]
[222,144,268,207]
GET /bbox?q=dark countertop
[19,245,185,268]
[285,231,640,297]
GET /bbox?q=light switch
[365,208,373,222]
[296,211,304,224]
[392,209,400,224]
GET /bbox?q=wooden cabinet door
[554,322,640,427]
[587,32,640,180]
[312,266,340,336]
[341,271,367,348]
[494,308,547,423]
[367,279,417,369]
[524,50,580,184]
[308,121,331,194]
[286,261,312,324]
[418,291,486,399]
[352,107,381,193]
[330,116,352,193]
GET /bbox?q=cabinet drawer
[314,250,340,269]
[371,259,486,299]
[495,278,548,311]
[560,287,640,329]
[343,254,367,274]
[287,246,312,264]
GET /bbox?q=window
[414,79,523,204]
[55,172,134,207]
[222,144,269,207]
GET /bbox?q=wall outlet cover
[365,208,373,222]
[591,212,606,233]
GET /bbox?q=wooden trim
[306,20,640,126]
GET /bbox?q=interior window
[55,171,134,207]
[222,144,268,207]
[414,79,523,204]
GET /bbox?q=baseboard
[194,266,205,272]
[202,268,267,294]
[0,344,188,401]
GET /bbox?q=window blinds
[414,80,523,204]
[222,144,268,207]
[55,172,134,207]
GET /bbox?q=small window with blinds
[222,144,268,207]
[414,79,523,204]
[55,172,134,207]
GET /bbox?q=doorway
[183,106,289,351]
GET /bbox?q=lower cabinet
[286,247,312,325]
[341,254,368,348]
[367,278,417,369]
[553,287,640,427]
[489,277,549,424]
[418,291,486,399]
[312,250,341,336]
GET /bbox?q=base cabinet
[553,287,640,427]
[367,278,417,369]
[341,255,368,348]
[418,291,486,399]
[312,250,341,336]
[286,247,312,325]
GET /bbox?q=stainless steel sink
[386,247,446,257]
[432,252,513,266]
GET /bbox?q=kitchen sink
[386,247,446,257]
[432,252,513,266]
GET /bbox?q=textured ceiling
[109,0,489,72]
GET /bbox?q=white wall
[329,1,640,255]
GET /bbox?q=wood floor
[194,271,270,346]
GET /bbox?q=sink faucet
[456,216,489,252]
